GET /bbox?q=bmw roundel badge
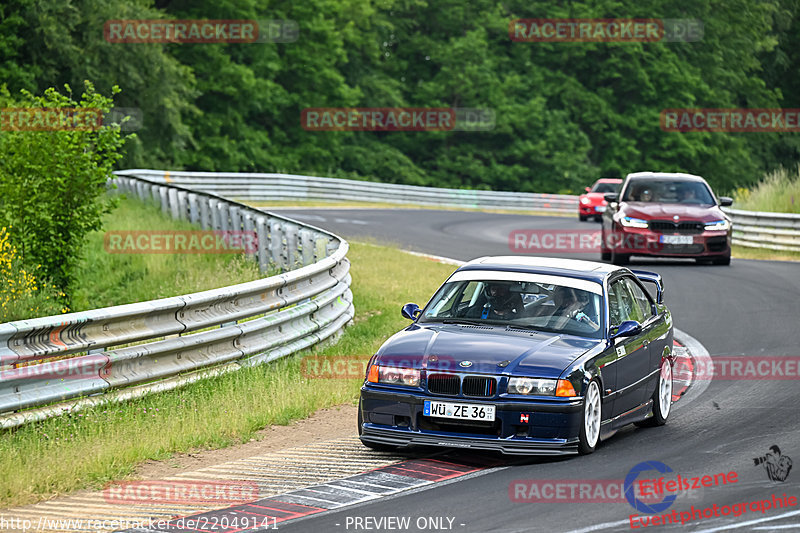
[459,360,473,368]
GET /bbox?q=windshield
[592,182,619,193]
[621,179,715,204]
[419,279,603,338]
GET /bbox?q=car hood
[582,192,608,203]
[621,202,726,222]
[374,324,600,379]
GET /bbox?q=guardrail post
[299,229,314,266]
[159,186,170,214]
[176,191,189,221]
[168,188,180,219]
[188,193,200,225]
[230,206,242,233]
[256,216,269,274]
[218,202,230,234]
[284,223,299,269]
[209,199,221,230]
[199,197,211,230]
[243,213,257,262]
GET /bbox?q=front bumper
[608,226,730,257]
[360,387,584,455]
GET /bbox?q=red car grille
[649,220,704,234]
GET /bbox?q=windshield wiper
[505,324,545,333]
[440,318,493,326]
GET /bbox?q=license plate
[423,400,495,421]
[659,235,693,245]
[595,205,606,213]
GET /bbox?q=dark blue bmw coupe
[359,256,674,455]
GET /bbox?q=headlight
[580,197,591,205]
[367,364,420,387]
[618,216,649,229]
[704,219,730,231]
[507,377,557,395]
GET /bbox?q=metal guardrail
[0,175,354,427]
[724,207,800,252]
[115,170,800,252]
[114,169,577,212]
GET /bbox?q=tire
[357,399,399,452]
[579,214,589,222]
[712,254,731,265]
[578,380,602,455]
[610,247,629,265]
[601,229,611,261]
[638,359,672,427]
[594,216,603,222]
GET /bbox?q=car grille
[427,374,460,395]
[462,376,497,397]
[649,220,704,234]
[660,244,705,254]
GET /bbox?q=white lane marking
[672,327,713,412]
[283,213,327,222]
[691,509,800,532]
[401,250,466,266]
[752,525,800,530]
[561,520,630,533]
[333,217,368,225]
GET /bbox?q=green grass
[733,166,800,214]
[69,195,263,312]
[0,241,455,508]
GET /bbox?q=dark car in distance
[358,257,675,456]
[601,172,733,265]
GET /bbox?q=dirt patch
[134,402,358,479]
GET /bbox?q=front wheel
[578,380,602,454]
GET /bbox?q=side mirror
[585,187,591,193]
[610,320,642,339]
[604,193,619,203]
[401,303,421,320]
[718,196,733,207]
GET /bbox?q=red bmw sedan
[601,172,733,265]
[579,178,623,221]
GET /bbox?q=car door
[624,277,668,402]
[607,276,652,417]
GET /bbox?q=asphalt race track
[270,208,800,533]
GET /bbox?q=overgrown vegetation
[0,241,454,508]
[0,82,128,307]
[733,166,800,214]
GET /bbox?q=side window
[624,278,654,320]
[608,280,634,325]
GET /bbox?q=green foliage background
[2,0,800,195]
